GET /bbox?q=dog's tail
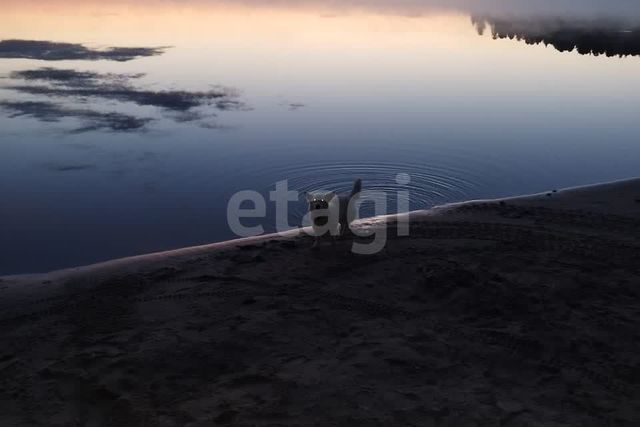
[350,179,362,197]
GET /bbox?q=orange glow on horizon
[0,1,475,48]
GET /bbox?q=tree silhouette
[472,16,640,58]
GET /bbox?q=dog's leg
[340,220,350,237]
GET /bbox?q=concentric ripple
[262,160,483,220]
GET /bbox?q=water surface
[2,1,640,274]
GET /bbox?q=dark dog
[306,179,362,247]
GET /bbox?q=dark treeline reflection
[472,16,640,57]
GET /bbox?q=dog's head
[306,192,335,226]
[306,192,335,211]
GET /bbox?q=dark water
[1,1,640,274]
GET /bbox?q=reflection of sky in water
[1,2,640,274]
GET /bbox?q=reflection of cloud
[43,163,96,172]
[10,68,143,86]
[8,84,242,112]
[6,68,242,112]
[278,99,306,111]
[0,39,166,62]
[0,101,152,133]
[473,16,640,57]
[1,67,248,132]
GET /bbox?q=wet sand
[1,178,639,426]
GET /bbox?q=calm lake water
[1,1,640,274]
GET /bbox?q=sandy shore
[1,178,639,426]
